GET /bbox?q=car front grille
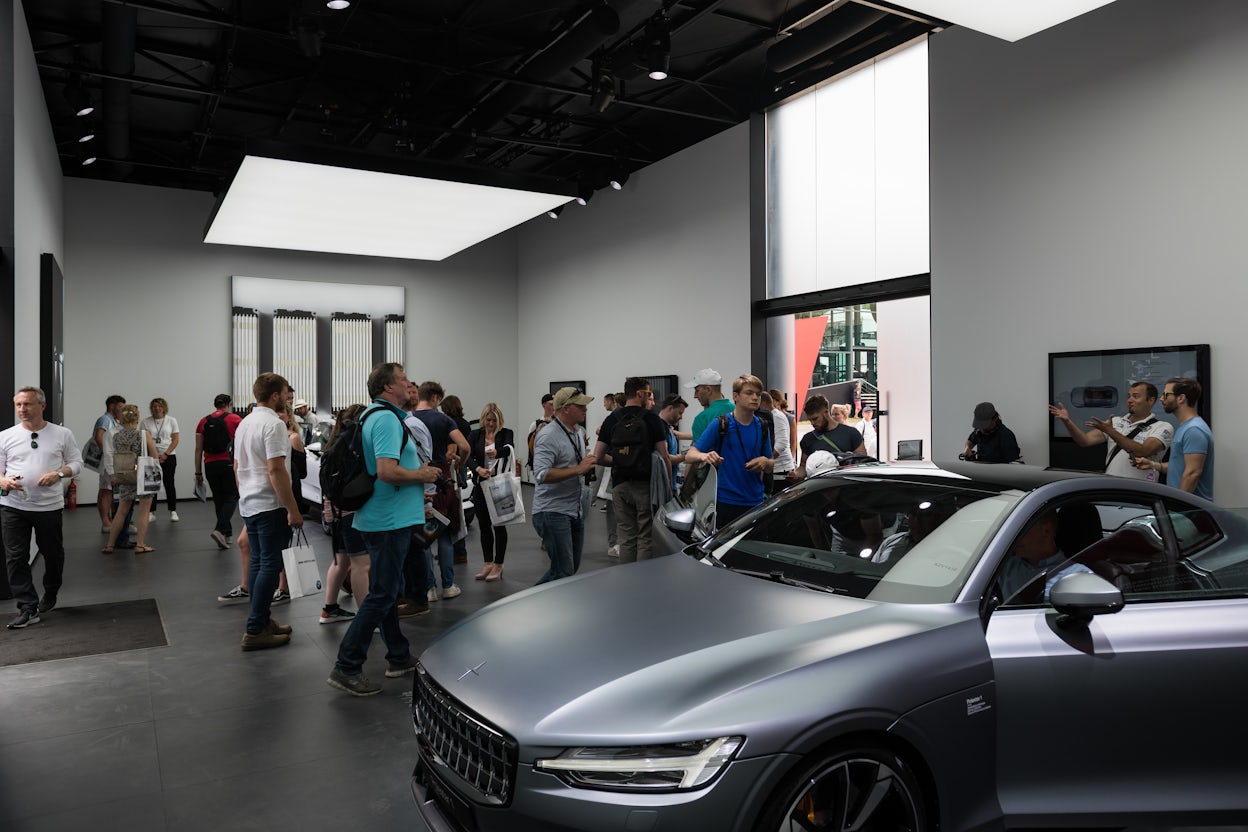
[413,663,517,806]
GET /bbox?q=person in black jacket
[467,403,515,582]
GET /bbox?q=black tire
[755,743,928,832]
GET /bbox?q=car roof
[829,460,1100,493]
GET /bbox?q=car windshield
[700,472,1022,604]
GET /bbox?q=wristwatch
[57,470,65,479]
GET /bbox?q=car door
[986,494,1248,825]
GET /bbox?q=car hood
[419,555,981,745]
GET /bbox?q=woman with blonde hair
[467,402,516,581]
[140,397,180,522]
[101,404,159,553]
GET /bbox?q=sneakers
[327,668,381,696]
[210,530,229,549]
[607,545,620,558]
[272,589,292,605]
[426,588,440,603]
[170,511,180,522]
[264,618,293,636]
[319,606,356,625]
[397,599,430,618]
[128,524,138,535]
[217,585,249,604]
[441,584,462,600]
[6,608,40,629]
[149,512,156,522]
[37,594,57,613]
[241,630,289,651]
[385,656,418,678]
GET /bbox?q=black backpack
[202,412,232,455]
[319,405,408,513]
[609,409,652,478]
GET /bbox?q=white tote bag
[137,432,162,496]
[481,445,526,527]
[281,528,322,597]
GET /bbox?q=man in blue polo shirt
[686,373,774,528]
[327,363,440,697]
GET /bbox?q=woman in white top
[140,397,181,522]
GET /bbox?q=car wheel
[757,744,928,832]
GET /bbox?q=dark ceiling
[25,0,944,196]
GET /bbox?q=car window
[996,496,1248,606]
[702,474,1019,603]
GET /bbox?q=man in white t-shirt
[1048,381,1173,480]
[234,372,303,651]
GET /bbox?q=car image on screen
[408,461,1248,831]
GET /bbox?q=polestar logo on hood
[457,661,487,681]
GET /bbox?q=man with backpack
[593,378,670,563]
[523,393,555,484]
[327,363,440,696]
[685,374,775,528]
[195,393,242,549]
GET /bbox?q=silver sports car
[410,462,1248,831]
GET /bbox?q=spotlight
[575,182,595,206]
[547,205,565,219]
[78,126,96,143]
[293,16,322,58]
[326,0,350,8]
[63,77,94,117]
[608,167,629,190]
[644,14,671,81]
[78,145,97,166]
[589,64,616,113]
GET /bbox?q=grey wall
[62,178,519,501]
[10,0,62,387]
[515,123,751,433]
[930,0,1248,504]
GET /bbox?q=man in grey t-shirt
[532,387,598,584]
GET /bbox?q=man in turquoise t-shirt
[1138,376,1214,501]
[328,363,440,697]
[687,368,734,440]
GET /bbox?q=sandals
[134,545,156,553]
[100,546,114,554]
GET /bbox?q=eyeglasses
[1161,392,1177,399]
[30,432,38,449]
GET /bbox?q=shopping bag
[482,469,526,527]
[194,479,209,502]
[281,529,322,597]
[137,456,163,496]
[83,438,103,472]
[596,467,613,501]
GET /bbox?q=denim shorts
[331,517,368,556]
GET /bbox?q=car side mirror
[664,507,696,535]
[1049,572,1124,629]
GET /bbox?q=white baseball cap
[804,450,839,477]
[685,368,722,388]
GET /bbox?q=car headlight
[535,737,743,791]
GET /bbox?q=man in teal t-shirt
[687,368,734,440]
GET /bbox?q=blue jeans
[425,530,455,592]
[335,526,413,675]
[243,508,291,635]
[533,511,584,584]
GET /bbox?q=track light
[326,0,350,8]
[575,182,595,206]
[609,168,629,190]
[63,77,94,117]
[78,144,97,166]
[547,205,565,219]
[78,121,96,143]
[589,63,616,113]
[644,14,671,81]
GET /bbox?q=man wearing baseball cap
[687,368,733,440]
[962,402,1021,463]
[532,387,598,584]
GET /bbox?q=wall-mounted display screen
[1048,344,1210,471]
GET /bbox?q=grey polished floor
[0,500,1243,832]
[0,495,613,832]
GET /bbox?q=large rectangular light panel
[205,155,573,261]
[899,1,1120,42]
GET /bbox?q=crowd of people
[0,368,1216,690]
